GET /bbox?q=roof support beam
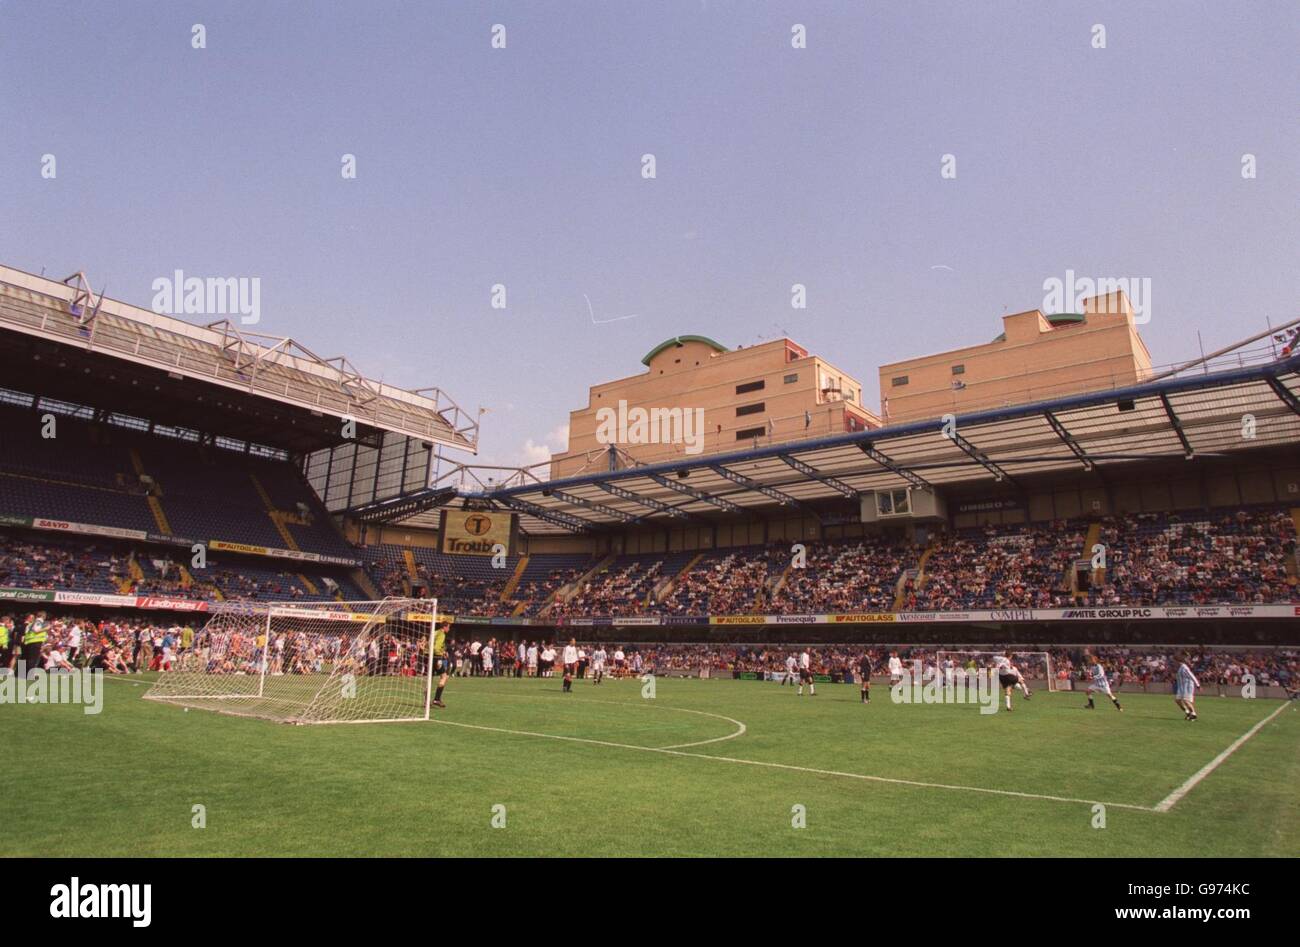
[546,488,641,524]
[1265,376,1300,417]
[1043,410,1094,472]
[943,430,1016,485]
[595,481,693,519]
[777,453,858,499]
[1158,392,1194,458]
[707,464,808,511]
[648,473,744,514]
[346,486,459,523]
[500,497,595,533]
[856,442,933,490]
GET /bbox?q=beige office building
[549,335,879,479]
[877,291,1154,424]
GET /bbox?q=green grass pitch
[4,673,1298,857]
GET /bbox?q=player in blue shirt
[1174,653,1200,721]
[1083,652,1123,712]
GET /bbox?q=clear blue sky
[3,1,1295,469]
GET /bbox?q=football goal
[143,598,439,723]
[934,650,1062,692]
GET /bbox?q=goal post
[934,650,1061,692]
[144,598,440,724]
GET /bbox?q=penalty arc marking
[467,691,748,750]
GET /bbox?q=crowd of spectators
[3,502,1297,618]
[652,547,779,615]
[0,537,128,592]
[908,522,1083,610]
[435,639,1300,691]
[550,557,667,619]
[7,609,1297,700]
[772,538,907,612]
[1090,508,1296,605]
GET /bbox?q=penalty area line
[1154,700,1292,813]
[429,717,1152,812]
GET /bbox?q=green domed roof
[641,335,729,366]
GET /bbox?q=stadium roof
[0,265,478,455]
[474,351,1300,534]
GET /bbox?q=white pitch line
[429,717,1151,812]
[462,690,748,750]
[652,707,747,749]
[1154,700,1293,813]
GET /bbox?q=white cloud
[515,424,568,467]
[519,438,552,465]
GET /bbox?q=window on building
[891,376,909,387]
[736,402,765,417]
[952,364,965,375]
[877,489,911,516]
[783,373,798,384]
[736,380,765,395]
[736,425,766,440]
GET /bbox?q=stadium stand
[907,521,1087,610]
[772,536,913,613]
[550,550,697,618]
[1090,506,1297,605]
[4,505,1297,613]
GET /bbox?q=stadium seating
[908,521,1085,610]
[651,545,780,615]
[551,550,697,617]
[1090,507,1297,605]
[3,401,1295,620]
[0,405,356,559]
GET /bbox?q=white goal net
[934,650,1061,692]
[143,598,439,724]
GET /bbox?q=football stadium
[2,261,1298,863]
[2,2,1296,920]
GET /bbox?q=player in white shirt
[613,647,626,678]
[993,651,1030,711]
[591,646,607,684]
[1084,652,1123,711]
[67,623,83,662]
[797,649,815,696]
[526,642,538,677]
[562,638,579,693]
[783,653,798,687]
[481,643,494,677]
[1174,652,1200,721]
[887,651,903,686]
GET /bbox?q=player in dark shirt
[858,653,873,704]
